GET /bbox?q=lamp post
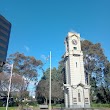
[6,64,13,110]
[49,51,51,110]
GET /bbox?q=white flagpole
[6,64,13,110]
[49,51,51,110]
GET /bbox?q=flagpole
[49,51,51,110]
[6,64,13,110]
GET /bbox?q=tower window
[74,47,77,50]
[73,98,77,102]
[78,93,81,102]
[85,98,88,102]
[76,62,77,68]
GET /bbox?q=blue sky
[1,0,110,96]
[0,0,110,71]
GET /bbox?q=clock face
[72,39,77,45]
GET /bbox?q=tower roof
[65,32,80,41]
[68,32,80,38]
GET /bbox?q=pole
[49,51,51,110]
[6,64,13,110]
[83,87,85,108]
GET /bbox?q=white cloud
[70,29,76,32]
[41,54,47,60]
[41,54,49,61]
[24,45,30,52]
[69,29,79,34]
[80,37,85,41]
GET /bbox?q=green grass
[0,107,17,110]
[91,103,110,108]
[51,104,64,108]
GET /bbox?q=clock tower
[63,32,90,108]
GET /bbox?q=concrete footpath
[59,108,110,110]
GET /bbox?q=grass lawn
[91,103,110,108]
[0,106,38,110]
[0,107,17,110]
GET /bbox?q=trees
[81,40,107,85]
[81,40,110,104]
[0,52,43,102]
[81,40,109,102]
[0,72,9,96]
[0,71,27,108]
[103,62,110,88]
[98,62,110,103]
[36,65,64,104]
[36,40,110,104]
[7,52,43,90]
[0,72,25,96]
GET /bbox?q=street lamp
[49,51,51,110]
[5,64,13,110]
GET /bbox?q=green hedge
[0,101,3,106]
[27,101,38,106]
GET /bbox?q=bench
[39,105,48,109]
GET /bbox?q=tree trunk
[88,73,90,85]
[54,98,56,104]
[45,97,47,105]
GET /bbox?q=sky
[0,0,110,96]
[0,0,110,73]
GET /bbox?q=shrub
[0,101,3,107]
